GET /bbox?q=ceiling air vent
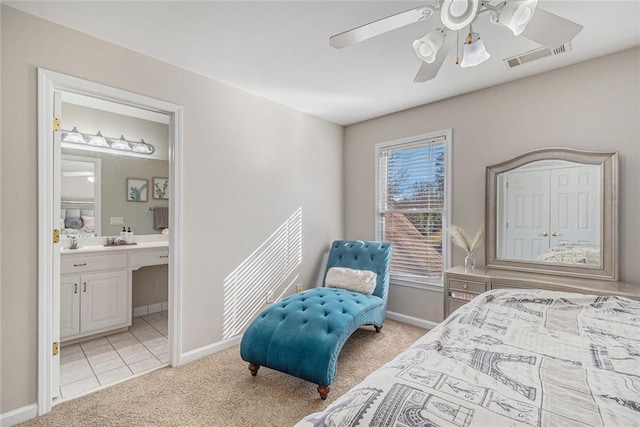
[503,43,572,68]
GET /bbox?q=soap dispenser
[126,227,134,244]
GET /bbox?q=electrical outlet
[265,292,274,304]
[110,216,124,226]
[296,283,303,293]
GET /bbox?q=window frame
[374,129,452,289]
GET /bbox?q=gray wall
[344,47,640,324]
[0,6,343,413]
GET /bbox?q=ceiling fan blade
[522,8,583,48]
[414,48,449,83]
[330,5,434,49]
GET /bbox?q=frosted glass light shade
[62,127,86,144]
[88,131,109,147]
[132,139,154,154]
[111,135,131,151]
[412,29,445,63]
[460,34,490,67]
[497,0,538,35]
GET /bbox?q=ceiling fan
[329,0,583,82]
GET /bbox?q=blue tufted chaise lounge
[240,240,392,399]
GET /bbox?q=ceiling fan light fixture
[460,32,490,68]
[440,0,480,31]
[412,28,446,63]
[493,0,538,35]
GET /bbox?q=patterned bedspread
[297,289,640,427]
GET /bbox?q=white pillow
[325,267,377,295]
[81,215,95,229]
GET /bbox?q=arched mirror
[486,148,618,280]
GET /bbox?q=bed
[297,288,640,426]
[61,207,96,238]
[537,243,601,266]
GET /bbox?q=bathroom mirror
[60,94,169,237]
[486,148,618,280]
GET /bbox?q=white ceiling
[6,1,640,125]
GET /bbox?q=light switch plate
[110,216,124,225]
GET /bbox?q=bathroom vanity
[60,241,169,342]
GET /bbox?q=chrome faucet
[68,236,79,250]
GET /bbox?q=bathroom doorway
[37,69,184,415]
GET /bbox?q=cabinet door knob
[83,282,87,292]
[73,263,87,267]
[552,232,562,237]
[74,283,78,294]
[159,255,169,259]
[463,284,468,289]
[539,232,548,237]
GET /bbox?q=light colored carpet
[20,319,427,426]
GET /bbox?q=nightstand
[444,267,489,318]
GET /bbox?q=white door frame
[37,69,184,415]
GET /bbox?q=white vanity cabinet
[60,253,130,341]
[60,243,169,342]
[130,249,169,270]
[60,276,80,338]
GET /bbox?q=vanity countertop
[61,240,168,255]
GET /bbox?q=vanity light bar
[61,127,155,155]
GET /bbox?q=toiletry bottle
[126,227,134,244]
[121,227,126,238]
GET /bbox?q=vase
[464,254,475,269]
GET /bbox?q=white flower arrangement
[448,224,484,257]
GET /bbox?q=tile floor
[58,311,168,400]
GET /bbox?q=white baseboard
[386,311,439,330]
[179,334,243,365]
[0,403,38,427]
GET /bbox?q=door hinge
[53,229,60,244]
[53,117,61,132]
[52,342,59,356]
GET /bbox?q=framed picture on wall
[127,178,148,202]
[152,177,169,200]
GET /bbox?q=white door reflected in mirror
[496,160,601,266]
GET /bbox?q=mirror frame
[486,147,618,281]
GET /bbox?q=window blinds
[378,136,446,283]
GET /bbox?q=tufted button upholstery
[323,240,392,301]
[240,240,392,389]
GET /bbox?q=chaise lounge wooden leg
[248,363,260,377]
[374,325,383,333]
[317,385,330,400]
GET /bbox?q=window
[376,131,450,287]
